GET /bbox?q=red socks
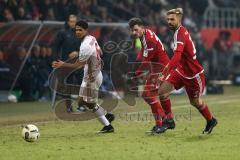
[197,103,213,121]
[160,98,173,119]
[144,97,166,126]
[150,100,166,126]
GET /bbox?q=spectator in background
[213,31,233,53]
[8,46,34,101]
[0,49,14,90]
[56,0,69,21]
[28,0,41,20]
[0,0,207,26]
[39,0,51,20]
[39,45,51,101]
[52,14,81,60]
[213,31,233,79]
[29,44,49,101]
[2,8,15,22]
[45,46,54,72]
[68,0,79,16]
[97,27,113,92]
[51,14,81,112]
[30,45,41,98]
[46,8,56,20]
[16,6,29,20]
[6,0,18,17]
[0,0,7,16]
[41,46,55,100]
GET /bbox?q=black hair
[128,17,143,28]
[68,14,77,20]
[76,20,88,29]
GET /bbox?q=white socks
[94,105,110,126]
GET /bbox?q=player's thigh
[184,73,205,100]
[158,81,174,95]
[79,73,103,103]
[143,76,158,92]
[189,97,203,107]
[159,92,170,100]
[95,72,103,88]
[79,83,99,103]
[142,78,158,99]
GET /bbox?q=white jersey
[79,35,102,82]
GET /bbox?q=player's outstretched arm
[52,59,85,69]
[163,50,182,76]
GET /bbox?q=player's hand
[68,51,78,59]
[156,70,167,87]
[52,60,64,68]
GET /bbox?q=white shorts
[79,72,103,103]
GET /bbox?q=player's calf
[97,113,115,133]
[190,98,217,134]
[190,98,213,121]
[105,113,115,124]
[160,97,173,119]
[93,104,115,133]
[80,100,115,133]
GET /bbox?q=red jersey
[136,29,169,74]
[167,26,204,79]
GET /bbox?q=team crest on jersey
[143,50,148,57]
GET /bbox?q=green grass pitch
[0,86,240,160]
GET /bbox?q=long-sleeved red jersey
[136,29,169,75]
[167,25,204,79]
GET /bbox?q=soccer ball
[22,124,40,142]
[7,94,17,103]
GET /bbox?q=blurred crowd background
[0,0,240,101]
[1,0,240,23]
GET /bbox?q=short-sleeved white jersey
[79,35,102,82]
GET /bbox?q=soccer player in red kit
[128,17,175,133]
[158,8,217,134]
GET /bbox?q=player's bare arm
[52,59,85,69]
[68,51,79,59]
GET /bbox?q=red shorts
[166,70,205,98]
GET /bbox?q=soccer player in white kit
[52,20,114,133]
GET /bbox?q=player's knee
[143,96,156,105]
[78,99,96,110]
[159,93,169,101]
[189,98,201,107]
[86,102,96,110]
[158,81,173,96]
[190,100,197,107]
